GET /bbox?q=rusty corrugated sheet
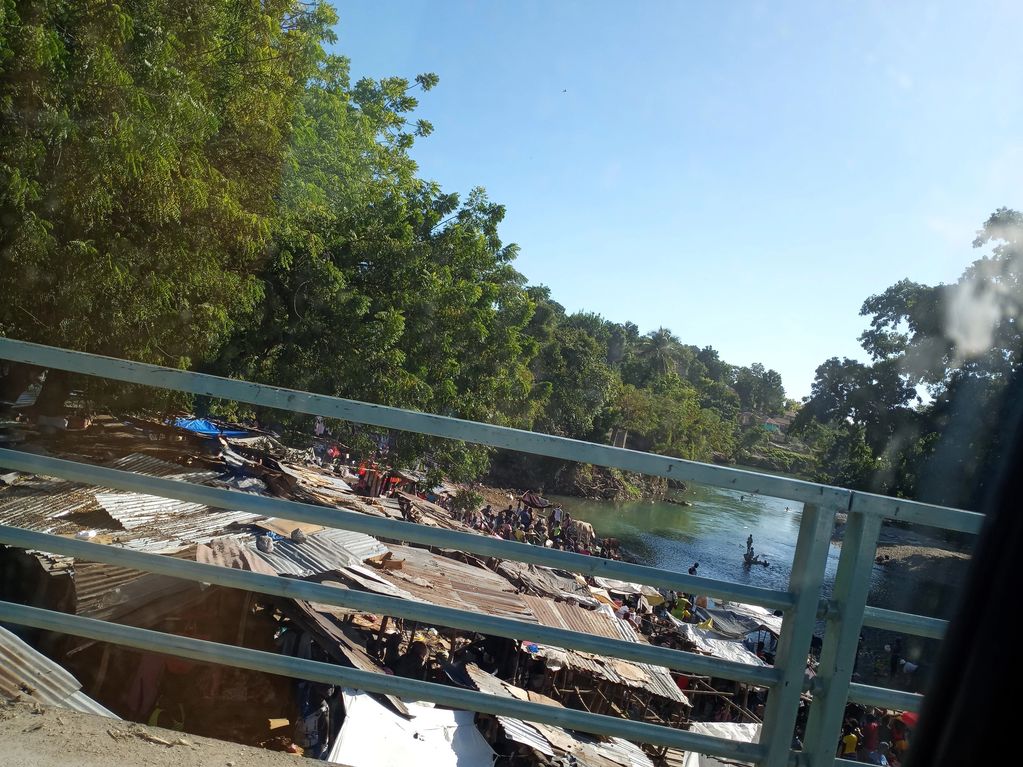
[0,626,119,718]
[0,477,112,535]
[521,595,624,639]
[369,544,536,622]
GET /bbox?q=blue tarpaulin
[172,417,249,438]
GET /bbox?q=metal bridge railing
[0,338,984,767]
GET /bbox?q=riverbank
[472,482,973,694]
[830,512,973,691]
[832,512,972,591]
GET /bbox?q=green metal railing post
[759,503,837,767]
[800,511,882,766]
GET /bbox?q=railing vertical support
[759,503,836,767]
[800,511,882,766]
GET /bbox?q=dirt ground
[0,699,346,767]
[833,512,973,589]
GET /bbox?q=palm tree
[639,327,681,376]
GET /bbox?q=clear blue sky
[331,2,1022,398]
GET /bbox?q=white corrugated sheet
[681,722,761,767]
[0,626,119,718]
[247,528,389,576]
[105,453,219,483]
[94,491,260,546]
[496,716,554,756]
[328,689,495,767]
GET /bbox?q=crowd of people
[836,708,913,765]
[455,499,624,559]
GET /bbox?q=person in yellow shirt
[670,597,691,621]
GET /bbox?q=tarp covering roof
[172,417,249,437]
[675,622,767,669]
[328,688,496,767]
[701,602,784,639]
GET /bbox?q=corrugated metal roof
[94,491,260,547]
[72,556,198,621]
[247,528,389,577]
[0,453,234,561]
[518,599,689,707]
[466,664,654,767]
[522,595,624,639]
[0,477,111,534]
[676,623,766,668]
[105,453,220,482]
[369,544,536,622]
[0,626,119,718]
[497,715,555,756]
[0,477,118,569]
[279,463,355,503]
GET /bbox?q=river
[553,484,954,617]
[548,481,975,689]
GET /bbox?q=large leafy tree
[0,1,335,380]
[795,208,1023,507]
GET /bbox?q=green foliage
[0,1,335,371]
[448,487,483,515]
[733,363,786,415]
[794,208,1023,508]
[1,1,791,490]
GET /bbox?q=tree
[734,363,786,414]
[794,208,1023,507]
[638,327,682,377]
[0,0,337,402]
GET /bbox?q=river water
[554,485,929,614]
[554,483,971,684]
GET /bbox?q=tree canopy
[792,208,1023,509]
[9,2,1013,508]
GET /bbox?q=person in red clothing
[861,712,880,760]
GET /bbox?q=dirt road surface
[0,699,346,767]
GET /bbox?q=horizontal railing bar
[862,606,948,640]
[0,448,795,611]
[0,525,780,687]
[0,338,978,531]
[847,682,923,712]
[0,601,765,760]
[848,494,983,534]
